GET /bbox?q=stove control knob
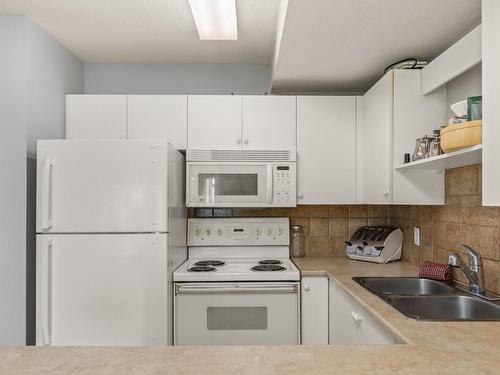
[277,228,283,236]
[256,229,262,236]
[205,229,211,236]
[267,228,272,236]
[217,229,222,236]
[195,228,201,236]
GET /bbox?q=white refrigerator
[35,139,186,346]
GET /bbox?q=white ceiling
[0,0,280,63]
[271,0,482,93]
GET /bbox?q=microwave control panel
[273,163,296,204]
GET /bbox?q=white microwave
[186,159,296,208]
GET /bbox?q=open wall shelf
[395,144,482,171]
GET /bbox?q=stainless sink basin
[353,277,500,321]
[353,277,457,297]
[385,295,500,321]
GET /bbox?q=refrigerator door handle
[40,239,53,345]
[40,158,54,230]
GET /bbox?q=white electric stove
[173,217,300,346]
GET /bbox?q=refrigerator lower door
[36,139,171,233]
[36,233,170,346]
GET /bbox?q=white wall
[26,21,84,155]
[0,15,29,346]
[445,63,482,118]
[84,63,271,95]
[0,16,84,345]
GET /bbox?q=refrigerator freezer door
[36,139,169,233]
[36,234,170,346]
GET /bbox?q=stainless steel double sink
[353,277,500,321]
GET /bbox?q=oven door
[174,282,300,345]
[186,163,272,207]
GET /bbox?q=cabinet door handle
[303,284,310,292]
[244,139,249,145]
[351,312,363,323]
[382,192,390,199]
[236,138,242,145]
[297,194,304,200]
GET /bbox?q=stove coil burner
[194,260,226,267]
[188,266,216,272]
[251,265,287,272]
[258,259,282,265]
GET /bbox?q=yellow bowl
[441,120,482,153]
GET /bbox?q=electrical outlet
[414,227,421,246]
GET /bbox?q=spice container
[290,225,305,258]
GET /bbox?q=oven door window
[207,306,267,330]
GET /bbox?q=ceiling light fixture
[188,0,238,40]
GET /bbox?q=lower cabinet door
[301,277,329,345]
[330,285,361,345]
[330,279,395,345]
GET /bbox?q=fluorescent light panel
[188,0,238,40]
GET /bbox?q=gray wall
[84,63,271,95]
[0,15,29,346]
[446,63,482,118]
[0,15,84,345]
[26,21,84,155]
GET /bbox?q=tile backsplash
[190,205,390,257]
[391,164,500,295]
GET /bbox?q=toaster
[346,226,403,263]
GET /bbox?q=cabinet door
[301,277,329,345]
[65,95,127,139]
[128,95,187,149]
[363,72,393,204]
[330,281,395,345]
[187,95,242,150]
[392,70,445,205]
[483,0,500,206]
[297,96,356,204]
[330,284,361,345]
[242,96,296,151]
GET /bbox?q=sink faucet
[448,244,485,294]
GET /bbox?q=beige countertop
[2,257,500,375]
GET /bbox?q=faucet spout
[448,245,485,294]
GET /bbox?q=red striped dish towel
[418,261,453,281]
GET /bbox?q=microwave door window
[198,174,258,198]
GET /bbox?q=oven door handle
[175,284,298,295]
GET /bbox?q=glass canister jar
[290,225,305,258]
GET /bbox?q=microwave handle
[266,165,273,204]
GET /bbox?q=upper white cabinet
[66,95,127,139]
[363,74,392,204]
[301,276,329,345]
[187,95,297,151]
[363,70,446,205]
[127,95,187,149]
[242,96,296,151]
[392,71,446,205]
[482,0,500,206]
[297,96,357,204]
[187,95,242,150]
